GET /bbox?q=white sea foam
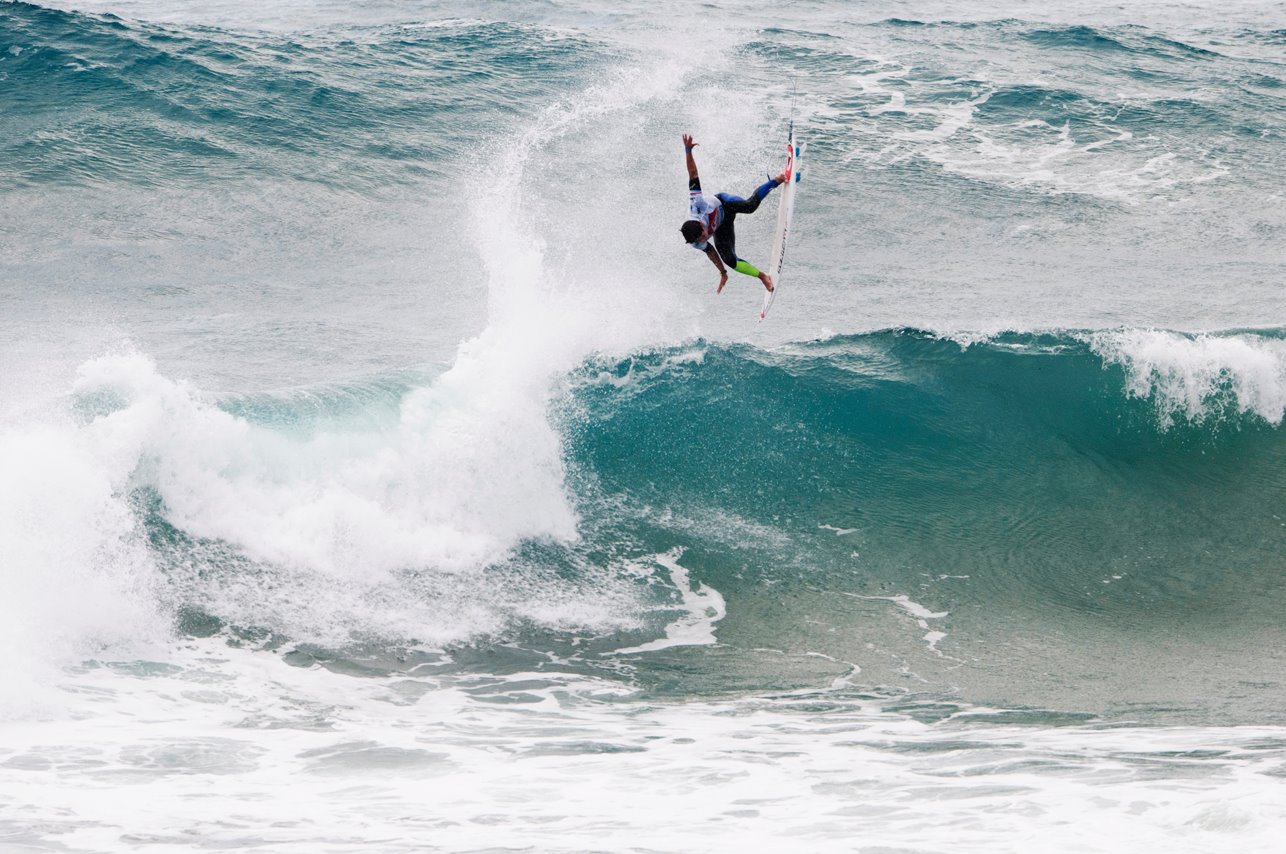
[842,592,952,657]
[928,119,1229,204]
[615,549,726,654]
[1090,329,1286,426]
[579,345,709,401]
[641,502,793,551]
[0,417,164,717]
[0,348,646,682]
[2,638,1284,853]
[844,52,1232,204]
[68,349,575,574]
[818,523,859,536]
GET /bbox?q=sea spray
[0,415,162,717]
[1089,328,1286,426]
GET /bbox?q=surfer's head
[680,220,704,244]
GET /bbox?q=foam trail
[850,593,950,657]
[818,524,859,536]
[615,549,726,654]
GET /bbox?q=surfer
[681,133,786,294]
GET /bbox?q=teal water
[564,331,1286,718]
[2,1,1285,850]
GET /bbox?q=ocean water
[2,0,1285,850]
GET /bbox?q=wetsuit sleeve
[689,176,702,194]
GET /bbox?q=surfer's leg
[750,176,781,204]
[732,254,772,291]
[715,192,748,215]
[717,237,765,281]
[717,179,781,216]
[713,228,738,270]
[716,192,760,216]
[712,213,743,268]
[714,217,768,285]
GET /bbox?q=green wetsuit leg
[733,259,761,277]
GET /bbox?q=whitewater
[1,0,1284,851]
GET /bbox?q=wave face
[571,331,1286,584]
[8,328,1281,723]
[562,329,1286,709]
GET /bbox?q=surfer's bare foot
[760,272,774,292]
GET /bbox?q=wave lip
[578,327,1286,432]
[1089,328,1286,427]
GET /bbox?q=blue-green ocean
[2,1,1284,850]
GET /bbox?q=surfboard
[760,125,803,321]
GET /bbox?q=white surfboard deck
[760,127,803,321]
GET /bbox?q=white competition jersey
[687,185,723,252]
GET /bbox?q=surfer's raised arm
[682,133,700,186]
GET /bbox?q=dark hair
[680,220,703,244]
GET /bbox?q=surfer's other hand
[717,271,728,294]
[683,133,697,149]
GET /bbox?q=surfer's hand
[683,133,697,150]
[717,271,728,294]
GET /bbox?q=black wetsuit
[687,176,781,274]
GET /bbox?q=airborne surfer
[680,133,787,295]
